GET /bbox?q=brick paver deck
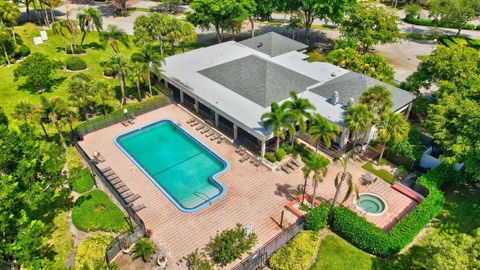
[78,104,417,269]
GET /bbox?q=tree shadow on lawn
[83,42,106,51]
[17,76,66,94]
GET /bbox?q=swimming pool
[115,120,228,212]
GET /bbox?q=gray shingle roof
[198,55,319,108]
[310,72,416,112]
[238,32,308,57]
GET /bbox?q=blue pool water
[115,120,228,212]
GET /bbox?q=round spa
[354,193,387,216]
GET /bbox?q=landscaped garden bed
[361,161,395,184]
[285,194,321,218]
[72,189,129,232]
[269,230,320,270]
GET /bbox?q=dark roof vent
[257,41,264,48]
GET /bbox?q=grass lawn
[47,211,74,270]
[361,162,395,184]
[72,189,129,233]
[311,235,378,270]
[439,35,480,50]
[69,167,95,193]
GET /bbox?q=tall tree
[344,104,373,156]
[187,0,256,43]
[308,113,340,152]
[302,153,329,208]
[178,20,197,52]
[52,20,71,54]
[0,0,20,45]
[261,102,295,152]
[40,96,68,150]
[13,101,33,122]
[131,43,164,96]
[359,85,393,116]
[93,80,114,115]
[67,73,96,119]
[340,4,399,53]
[13,53,60,91]
[331,155,356,207]
[376,112,410,164]
[0,23,12,65]
[77,7,103,46]
[296,0,355,44]
[101,25,129,53]
[284,91,316,143]
[127,61,145,100]
[429,0,480,37]
[103,54,129,105]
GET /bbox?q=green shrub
[276,148,286,161]
[69,167,94,193]
[132,238,156,262]
[65,56,87,71]
[304,202,329,232]
[185,249,214,270]
[265,152,277,163]
[66,46,86,54]
[67,146,84,171]
[18,45,30,57]
[307,50,326,62]
[75,234,113,270]
[280,142,293,154]
[269,230,320,270]
[331,165,450,257]
[72,189,129,232]
[206,224,257,266]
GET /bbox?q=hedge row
[405,16,480,31]
[304,202,329,232]
[331,165,453,257]
[65,56,87,71]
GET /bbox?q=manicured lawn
[47,211,74,270]
[72,189,129,232]
[311,235,376,270]
[439,35,480,50]
[69,168,95,193]
[361,161,395,184]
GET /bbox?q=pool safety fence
[73,141,147,264]
[232,218,305,270]
[76,96,171,136]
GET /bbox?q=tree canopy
[13,53,61,91]
[429,0,480,37]
[340,4,399,52]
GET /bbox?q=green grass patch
[75,233,113,270]
[69,168,95,193]
[361,162,395,184]
[311,235,376,270]
[47,211,74,270]
[72,189,129,233]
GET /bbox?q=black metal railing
[76,96,171,136]
[73,141,146,263]
[233,218,305,270]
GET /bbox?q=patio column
[194,99,199,113]
[180,91,184,103]
[214,112,219,127]
[233,124,238,140]
[164,81,169,87]
[260,140,266,157]
[339,127,349,147]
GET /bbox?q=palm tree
[344,104,374,156]
[40,96,68,150]
[102,25,129,53]
[103,54,129,105]
[0,23,12,65]
[376,112,410,165]
[178,20,197,52]
[166,18,182,55]
[92,80,114,115]
[14,101,33,121]
[131,44,164,96]
[77,7,103,46]
[308,113,340,152]
[0,0,20,45]
[359,85,393,116]
[67,73,95,119]
[331,155,357,208]
[128,61,145,100]
[284,91,315,144]
[32,104,50,139]
[52,20,70,53]
[261,102,295,152]
[302,154,329,208]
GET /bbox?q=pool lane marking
[150,151,203,177]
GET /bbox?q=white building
[159,32,416,157]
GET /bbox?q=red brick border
[285,194,321,218]
[392,183,424,203]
